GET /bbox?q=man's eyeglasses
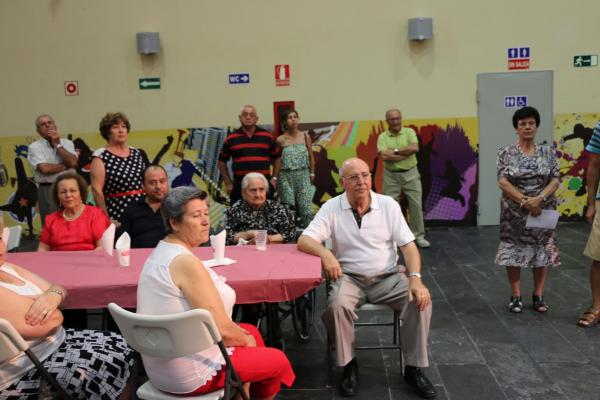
[241,112,257,118]
[341,172,371,183]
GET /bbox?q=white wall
[1,0,599,136]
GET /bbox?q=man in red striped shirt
[218,105,281,205]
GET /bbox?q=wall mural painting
[554,112,600,219]
[3,113,595,233]
[303,117,479,225]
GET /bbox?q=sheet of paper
[203,258,237,268]
[525,210,559,229]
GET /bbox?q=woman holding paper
[137,186,295,399]
[38,171,110,251]
[496,106,560,314]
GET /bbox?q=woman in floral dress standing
[496,106,560,313]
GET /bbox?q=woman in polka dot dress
[90,112,147,224]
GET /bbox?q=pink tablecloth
[6,244,322,309]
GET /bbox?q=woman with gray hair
[137,187,295,398]
[225,172,297,245]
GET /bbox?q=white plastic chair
[108,303,248,400]
[0,318,73,399]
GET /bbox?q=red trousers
[186,323,295,398]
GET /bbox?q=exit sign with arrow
[573,55,598,68]
[139,77,161,90]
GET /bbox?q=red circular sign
[66,83,77,93]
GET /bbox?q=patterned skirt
[1,329,135,400]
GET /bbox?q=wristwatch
[55,144,63,150]
[408,272,422,279]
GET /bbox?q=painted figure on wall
[0,157,37,236]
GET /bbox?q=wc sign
[504,95,528,108]
[275,64,290,87]
[508,47,530,70]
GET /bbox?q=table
[6,244,323,309]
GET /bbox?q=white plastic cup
[211,234,226,261]
[255,230,267,251]
[118,249,130,267]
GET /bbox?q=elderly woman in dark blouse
[225,172,296,338]
[225,172,296,245]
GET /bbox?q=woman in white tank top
[0,222,135,399]
[137,186,295,399]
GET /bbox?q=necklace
[516,142,537,156]
[63,204,85,221]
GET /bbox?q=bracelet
[310,173,315,177]
[540,194,547,201]
[408,272,422,279]
[46,288,65,304]
[272,176,278,181]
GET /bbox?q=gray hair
[35,114,54,129]
[160,186,208,234]
[385,108,401,120]
[241,172,269,193]
[239,104,257,116]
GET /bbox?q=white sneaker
[415,238,431,248]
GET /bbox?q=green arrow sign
[573,55,598,67]
[139,77,161,89]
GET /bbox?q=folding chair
[108,303,248,400]
[325,285,404,385]
[0,318,73,400]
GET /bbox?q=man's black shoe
[404,366,436,399]
[339,358,359,397]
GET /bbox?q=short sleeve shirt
[218,127,280,182]
[586,122,600,200]
[377,128,419,170]
[40,205,110,251]
[302,191,415,276]
[27,138,77,183]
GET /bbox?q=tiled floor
[275,222,600,400]
[18,222,600,399]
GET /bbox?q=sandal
[508,296,523,313]
[577,307,600,328]
[532,295,549,313]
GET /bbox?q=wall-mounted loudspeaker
[408,18,433,41]
[136,32,160,54]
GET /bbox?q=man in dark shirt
[120,165,168,248]
[218,105,281,204]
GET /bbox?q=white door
[477,71,553,225]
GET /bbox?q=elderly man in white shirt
[298,157,435,399]
[27,114,77,226]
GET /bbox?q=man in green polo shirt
[377,109,430,248]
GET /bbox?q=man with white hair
[218,105,281,205]
[27,114,77,226]
[298,157,435,398]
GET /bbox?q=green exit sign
[139,77,161,89]
[573,55,598,67]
